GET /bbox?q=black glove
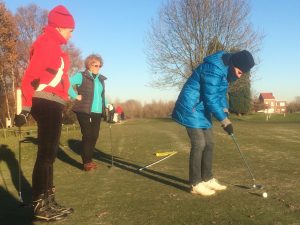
[223,123,233,135]
[14,110,29,127]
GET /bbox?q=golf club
[18,127,24,203]
[138,151,177,171]
[109,124,114,167]
[16,88,24,203]
[230,134,264,190]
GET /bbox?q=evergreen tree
[228,74,251,115]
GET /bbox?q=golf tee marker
[155,151,177,157]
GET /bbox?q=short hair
[84,54,103,70]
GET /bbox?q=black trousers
[31,98,63,199]
[76,112,102,164]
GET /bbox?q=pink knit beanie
[48,5,75,28]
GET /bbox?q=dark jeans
[186,127,214,185]
[31,98,63,199]
[76,112,102,164]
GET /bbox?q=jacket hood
[203,51,228,75]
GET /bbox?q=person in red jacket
[14,5,75,221]
[115,105,124,122]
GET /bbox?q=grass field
[0,114,300,225]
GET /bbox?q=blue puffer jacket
[172,51,230,129]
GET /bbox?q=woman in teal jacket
[172,50,255,196]
[69,54,106,171]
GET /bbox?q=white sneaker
[191,182,216,196]
[204,178,227,191]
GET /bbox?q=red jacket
[116,106,123,114]
[21,25,70,109]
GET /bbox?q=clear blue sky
[5,0,300,103]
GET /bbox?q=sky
[4,0,300,103]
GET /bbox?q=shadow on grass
[22,136,83,171]
[0,144,33,225]
[14,136,190,194]
[67,139,190,193]
[11,137,190,196]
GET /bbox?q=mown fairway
[0,115,300,225]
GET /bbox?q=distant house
[275,101,287,113]
[258,92,287,114]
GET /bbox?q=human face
[233,67,243,78]
[90,61,102,74]
[57,28,74,42]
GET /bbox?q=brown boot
[48,187,74,215]
[32,193,66,221]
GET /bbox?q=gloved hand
[14,110,29,127]
[223,123,233,135]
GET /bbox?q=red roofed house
[258,92,286,114]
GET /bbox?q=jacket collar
[44,25,67,45]
[85,70,107,81]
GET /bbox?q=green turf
[0,116,299,225]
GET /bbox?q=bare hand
[76,95,82,101]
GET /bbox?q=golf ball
[262,192,268,198]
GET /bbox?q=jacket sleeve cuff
[22,106,31,112]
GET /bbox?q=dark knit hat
[48,5,75,28]
[231,50,255,73]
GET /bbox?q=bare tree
[121,100,143,119]
[63,42,84,76]
[143,100,175,118]
[146,0,263,89]
[15,4,48,80]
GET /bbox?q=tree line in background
[0,1,299,128]
[62,100,176,124]
[286,97,300,113]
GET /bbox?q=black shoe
[48,187,74,215]
[33,194,67,221]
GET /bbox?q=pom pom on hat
[48,5,75,28]
[231,50,255,73]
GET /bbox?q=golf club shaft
[139,152,177,171]
[231,134,256,183]
[18,127,23,202]
[109,125,114,166]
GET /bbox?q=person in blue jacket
[172,50,255,196]
[69,54,107,171]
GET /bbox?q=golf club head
[19,202,31,208]
[234,184,251,189]
[19,192,23,202]
[252,184,264,189]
